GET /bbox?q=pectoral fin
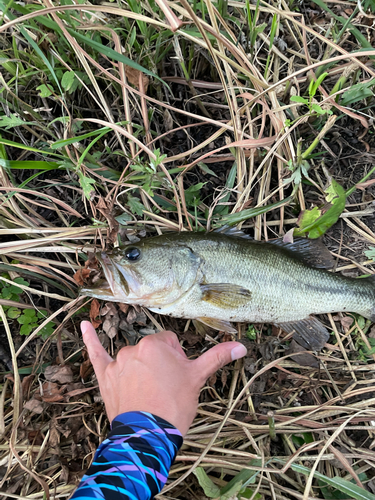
[200,283,251,308]
[197,317,237,334]
[275,316,330,351]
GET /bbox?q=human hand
[81,321,247,435]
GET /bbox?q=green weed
[0,275,55,338]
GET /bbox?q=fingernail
[80,321,92,336]
[231,344,247,361]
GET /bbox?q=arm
[72,323,247,499]
[71,411,183,500]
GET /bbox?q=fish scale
[81,230,375,350]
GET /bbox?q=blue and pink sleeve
[71,411,183,500]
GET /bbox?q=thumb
[193,341,247,383]
[81,321,113,381]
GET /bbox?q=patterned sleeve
[71,411,183,500]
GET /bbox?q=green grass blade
[289,463,375,500]
[214,196,293,226]
[67,28,167,86]
[0,160,60,170]
[51,128,112,149]
[311,0,374,51]
[0,138,65,158]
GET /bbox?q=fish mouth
[80,252,130,300]
[100,252,132,296]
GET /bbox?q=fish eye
[125,247,141,261]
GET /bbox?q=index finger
[81,321,113,380]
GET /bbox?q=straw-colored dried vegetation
[1,0,375,498]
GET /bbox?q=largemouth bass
[81,229,375,350]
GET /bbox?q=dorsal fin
[213,225,252,239]
[267,237,334,269]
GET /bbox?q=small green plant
[194,465,262,500]
[17,309,55,337]
[1,276,29,301]
[0,276,55,338]
[290,72,333,117]
[284,157,311,187]
[294,177,346,239]
[245,0,266,59]
[130,148,168,196]
[246,324,257,340]
[184,182,206,208]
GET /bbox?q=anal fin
[197,317,237,334]
[275,316,329,351]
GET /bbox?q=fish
[80,228,375,350]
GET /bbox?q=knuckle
[136,335,154,356]
[116,345,131,362]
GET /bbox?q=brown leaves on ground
[96,197,119,245]
[90,299,102,328]
[125,66,149,92]
[24,367,98,408]
[73,268,91,286]
[44,365,74,384]
[73,253,100,286]
[80,349,94,381]
[101,301,119,339]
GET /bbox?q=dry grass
[1,0,375,498]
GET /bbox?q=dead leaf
[85,252,99,270]
[180,331,200,346]
[49,420,60,454]
[283,228,295,244]
[80,358,93,381]
[41,381,65,402]
[90,299,102,328]
[125,66,149,92]
[27,430,44,446]
[96,197,119,244]
[75,425,91,443]
[208,372,217,386]
[221,367,228,388]
[222,333,233,343]
[71,441,78,460]
[243,358,256,374]
[126,307,138,324]
[44,365,74,384]
[103,314,120,339]
[60,465,69,484]
[73,268,91,286]
[21,374,35,396]
[101,302,118,316]
[118,303,129,314]
[339,316,354,333]
[24,398,45,414]
[163,109,174,132]
[65,385,98,401]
